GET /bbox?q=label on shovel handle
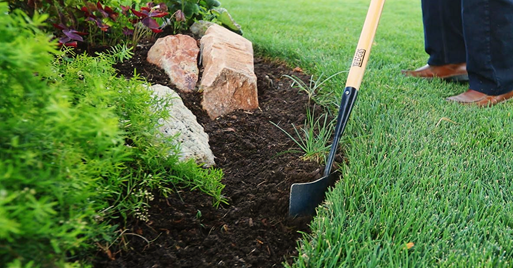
[352,49,366,67]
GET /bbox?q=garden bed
[91,40,342,267]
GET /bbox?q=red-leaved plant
[53,23,88,47]
[130,2,169,33]
[81,1,119,32]
[122,2,169,49]
[80,1,122,47]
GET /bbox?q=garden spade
[289,0,386,217]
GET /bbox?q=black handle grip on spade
[323,86,358,177]
[324,0,386,176]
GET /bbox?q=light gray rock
[150,84,215,167]
[190,20,216,38]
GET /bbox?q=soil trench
[93,40,338,268]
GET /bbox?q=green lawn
[223,0,513,267]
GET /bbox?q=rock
[147,35,199,92]
[150,84,215,167]
[190,20,216,38]
[199,24,258,119]
[211,8,243,35]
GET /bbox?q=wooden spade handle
[345,0,386,90]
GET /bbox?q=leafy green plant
[0,4,109,266]
[166,0,242,34]
[211,7,242,34]
[271,108,334,164]
[167,0,219,21]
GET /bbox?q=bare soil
[92,37,340,267]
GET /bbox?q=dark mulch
[92,37,341,267]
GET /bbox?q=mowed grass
[223,0,513,267]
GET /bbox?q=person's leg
[462,0,513,95]
[402,0,467,80]
[422,0,466,65]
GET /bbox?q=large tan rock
[200,24,258,119]
[147,34,199,92]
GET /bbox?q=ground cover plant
[222,0,513,266]
[0,4,225,266]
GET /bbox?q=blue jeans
[421,0,513,95]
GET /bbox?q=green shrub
[0,4,100,266]
[0,4,225,267]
